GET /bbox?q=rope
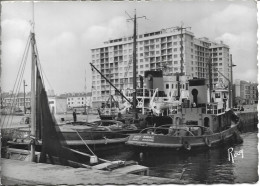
[8,45,29,127]
[74,129,96,156]
[34,37,45,87]
[2,34,31,128]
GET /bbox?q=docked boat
[8,119,139,148]
[126,78,243,151]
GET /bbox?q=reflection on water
[95,132,258,184]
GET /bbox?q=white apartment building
[3,96,31,111]
[67,93,92,109]
[91,28,230,105]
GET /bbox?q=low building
[67,92,92,109]
[2,94,30,113]
[48,96,67,114]
[234,79,258,106]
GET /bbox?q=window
[166,84,169,89]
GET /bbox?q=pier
[1,159,184,185]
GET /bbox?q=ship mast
[84,69,87,114]
[229,54,236,108]
[132,12,137,119]
[177,24,191,100]
[30,1,36,162]
[208,55,213,103]
[126,10,146,120]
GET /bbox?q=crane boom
[90,63,132,105]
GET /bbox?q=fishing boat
[7,119,139,148]
[126,78,243,151]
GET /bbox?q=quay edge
[236,111,258,131]
[1,159,185,185]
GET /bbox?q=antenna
[29,1,35,33]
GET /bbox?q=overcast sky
[1,0,258,94]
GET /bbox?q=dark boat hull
[6,125,139,147]
[126,124,242,151]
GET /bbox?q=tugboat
[126,78,242,151]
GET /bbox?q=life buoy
[204,137,212,147]
[183,141,191,151]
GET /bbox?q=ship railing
[124,88,160,98]
[140,124,214,136]
[100,107,119,115]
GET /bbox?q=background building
[67,92,92,110]
[91,28,231,106]
[48,96,67,114]
[2,92,31,114]
[234,79,258,106]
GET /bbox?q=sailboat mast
[30,1,36,162]
[132,12,137,119]
[30,32,36,162]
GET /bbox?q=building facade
[67,92,92,109]
[234,79,258,105]
[2,96,31,112]
[48,96,67,114]
[91,28,231,105]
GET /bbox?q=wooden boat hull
[7,126,139,147]
[126,124,241,150]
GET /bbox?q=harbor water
[92,131,258,184]
[1,114,258,184]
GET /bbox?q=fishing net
[36,67,79,166]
